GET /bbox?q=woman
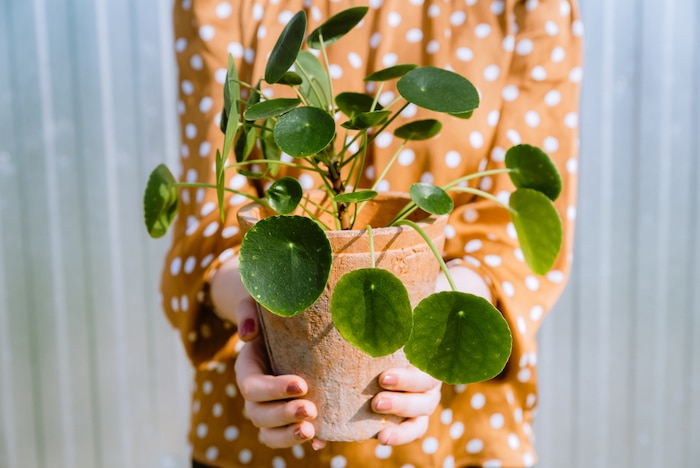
[163,0,582,466]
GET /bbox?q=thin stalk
[442,168,514,190]
[448,186,516,214]
[174,182,261,203]
[293,59,327,109]
[394,219,456,291]
[318,34,335,111]
[371,140,406,191]
[224,159,325,174]
[366,225,375,268]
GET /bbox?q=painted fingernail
[375,397,392,412]
[295,405,309,419]
[239,318,256,338]
[294,426,310,440]
[287,382,303,396]
[381,374,398,388]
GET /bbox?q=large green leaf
[409,183,453,215]
[394,119,442,141]
[335,92,382,117]
[265,10,307,84]
[239,216,332,317]
[221,55,241,163]
[331,268,412,357]
[405,292,512,384]
[295,50,331,109]
[273,107,336,157]
[397,66,479,114]
[244,98,301,121]
[505,144,562,201]
[277,71,304,86]
[364,64,417,82]
[307,6,368,49]
[143,164,178,238]
[509,188,563,275]
[265,177,303,214]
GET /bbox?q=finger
[244,399,317,429]
[378,367,441,393]
[236,296,260,341]
[258,421,316,449]
[372,383,441,418]
[377,416,429,446]
[235,339,308,403]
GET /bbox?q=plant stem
[224,159,325,174]
[441,168,514,190]
[366,225,375,268]
[371,140,406,191]
[174,183,263,204]
[447,186,516,214]
[395,219,456,291]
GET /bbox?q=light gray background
[1,0,698,467]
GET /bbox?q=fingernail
[381,374,398,388]
[295,405,309,419]
[378,430,397,446]
[294,426,310,440]
[239,318,255,338]
[375,397,392,412]
[287,382,303,396]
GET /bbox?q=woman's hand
[372,367,442,446]
[211,258,321,449]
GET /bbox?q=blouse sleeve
[443,0,582,359]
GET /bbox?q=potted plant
[143,7,563,442]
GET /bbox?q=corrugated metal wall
[0,0,698,467]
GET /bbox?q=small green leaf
[405,292,512,384]
[409,183,454,215]
[239,216,332,317]
[509,188,563,275]
[335,92,382,118]
[397,66,479,114]
[307,6,368,49]
[215,149,225,220]
[235,125,257,163]
[261,119,282,176]
[143,164,179,238]
[333,190,378,203]
[331,268,412,357]
[221,55,241,160]
[296,51,332,109]
[341,110,391,130]
[364,64,418,82]
[273,107,336,158]
[277,71,304,86]
[505,144,562,201]
[394,119,442,141]
[265,11,307,84]
[244,98,301,121]
[265,177,303,214]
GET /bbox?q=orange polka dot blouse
[162,1,582,466]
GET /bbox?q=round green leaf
[364,64,418,82]
[333,190,378,203]
[239,216,332,317]
[331,268,412,357]
[397,66,479,114]
[505,144,562,201]
[295,51,332,109]
[335,92,382,117]
[394,119,442,141]
[509,188,563,275]
[409,183,454,215]
[449,110,474,120]
[307,6,368,49]
[143,164,179,238]
[265,11,307,84]
[405,292,512,384]
[265,177,303,214]
[273,107,336,158]
[244,98,301,121]
[341,110,391,130]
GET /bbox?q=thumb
[236,295,260,342]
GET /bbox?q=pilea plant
[144,7,563,385]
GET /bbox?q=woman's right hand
[211,258,320,449]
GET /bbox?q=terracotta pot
[237,191,447,441]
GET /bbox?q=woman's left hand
[371,367,442,446]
